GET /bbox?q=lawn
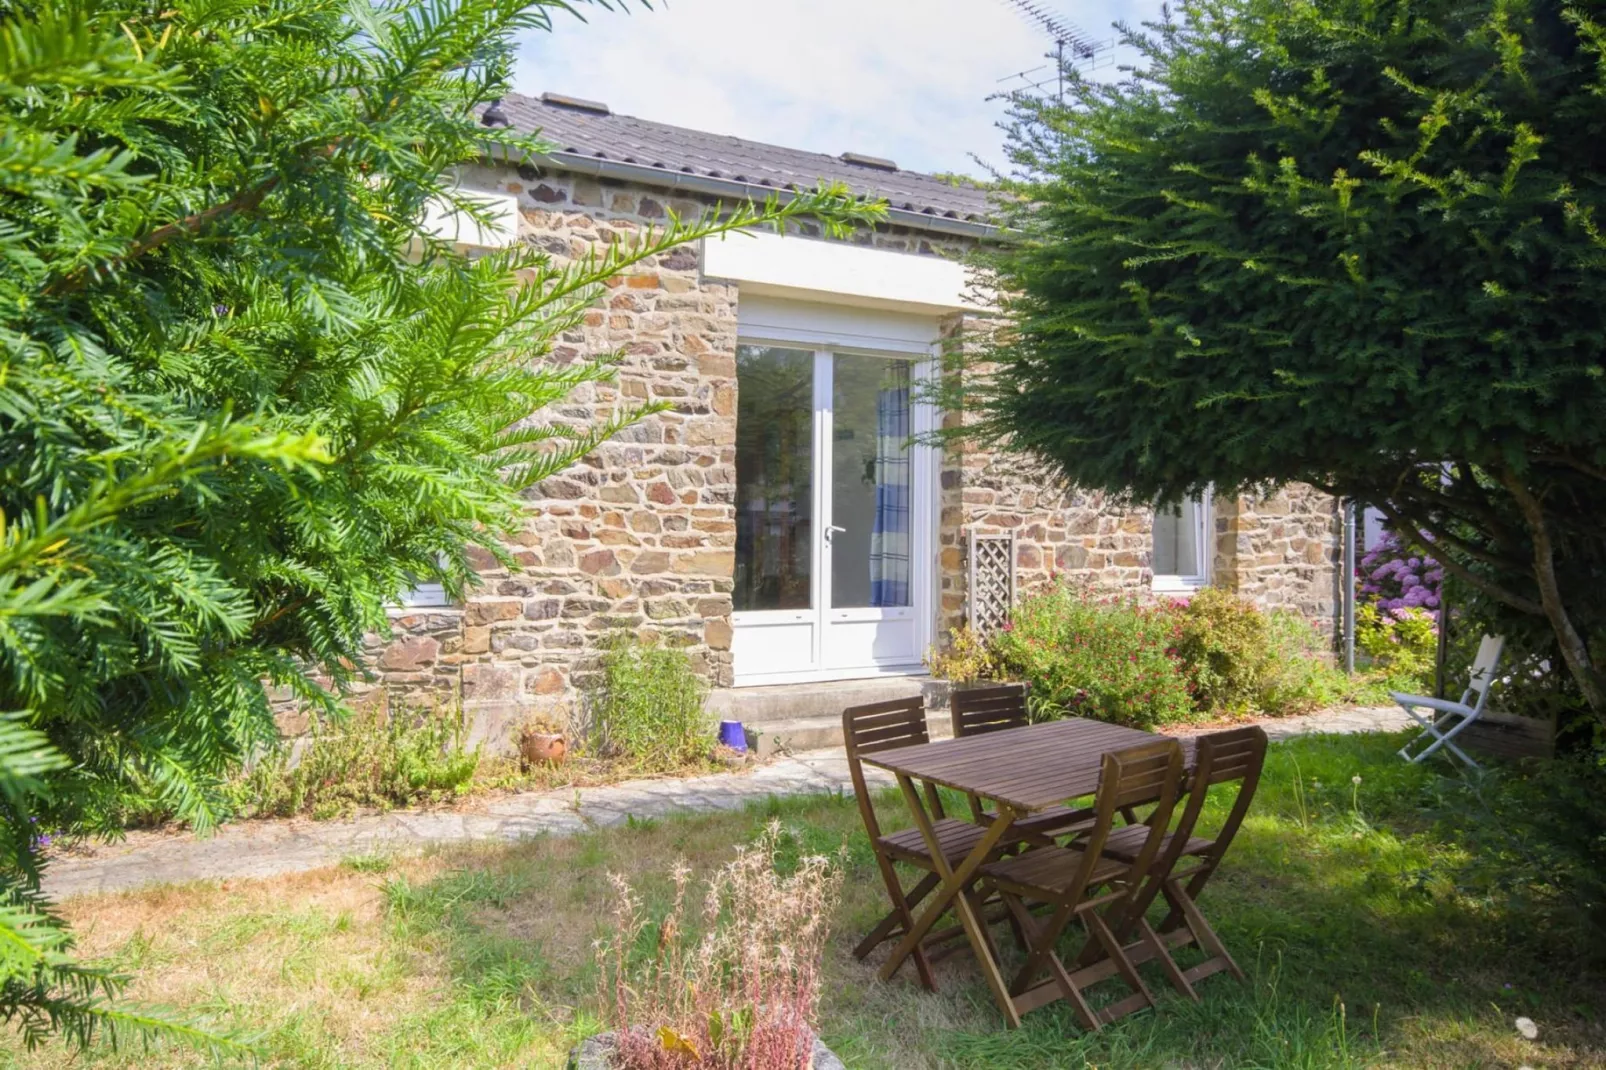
[6,733,1603,1069]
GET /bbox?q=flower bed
[933,582,1363,726]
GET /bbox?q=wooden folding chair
[950,683,1094,840]
[1095,725,1267,998]
[1393,634,1505,768]
[845,696,1017,990]
[978,739,1184,1029]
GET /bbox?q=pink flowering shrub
[983,582,1357,723]
[990,583,1194,727]
[597,822,840,1070]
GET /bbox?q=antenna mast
[995,0,1111,101]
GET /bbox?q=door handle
[824,525,846,543]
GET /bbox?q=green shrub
[1355,603,1437,688]
[1172,587,1273,715]
[587,635,713,772]
[924,626,999,684]
[1259,610,1359,713]
[231,704,479,820]
[990,585,1193,728]
[985,584,1368,724]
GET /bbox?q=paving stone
[42,706,1408,899]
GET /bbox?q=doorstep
[707,676,953,756]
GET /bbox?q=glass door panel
[733,345,814,612]
[829,353,913,609]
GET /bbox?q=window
[398,581,451,608]
[1152,493,1211,591]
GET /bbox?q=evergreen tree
[0,0,873,1044]
[972,0,1606,724]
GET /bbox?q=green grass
[7,733,1603,1068]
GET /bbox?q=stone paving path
[43,705,1410,899]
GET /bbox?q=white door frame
[730,300,941,687]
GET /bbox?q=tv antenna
[995,0,1112,101]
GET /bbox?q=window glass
[1153,498,1203,580]
[830,354,913,608]
[733,345,814,611]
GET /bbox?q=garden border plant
[584,634,717,775]
[940,581,1389,727]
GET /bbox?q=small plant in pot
[518,714,568,769]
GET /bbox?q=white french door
[730,342,936,686]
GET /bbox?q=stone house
[373,91,1343,749]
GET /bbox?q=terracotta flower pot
[520,731,567,766]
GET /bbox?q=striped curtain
[870,381,911,607]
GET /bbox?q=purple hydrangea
[1358,528,1442,620]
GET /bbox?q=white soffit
[702,230,976,314]
[420,189,519,249]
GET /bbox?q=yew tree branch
[46,175,284,296]
[1496,466,1606,715]
[1372,500,1544,616]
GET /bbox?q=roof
[485,92,994,235]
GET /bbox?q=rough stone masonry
[318,163,1342,752]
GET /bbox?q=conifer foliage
[0,0,871,1046]
[973,0,1606,721]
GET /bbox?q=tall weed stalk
[599,822,841,1069]
[587,635,712,772]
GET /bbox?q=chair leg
[1002,894,1099,1031]
[962,884,1004,967]
[1169,880,1244,984]
[1085,908,1158,1022]
[1155,875,1245,987]
[870,852,938,991]
[1043,936,1102,1032]
[1010,899,1081,998]
[1400,709,1482,768]
[853,871,940,959]
[1138,915,1197,1001]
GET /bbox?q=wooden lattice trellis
[967,531,1016,638]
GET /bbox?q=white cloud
[514,0,1163,177]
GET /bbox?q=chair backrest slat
[949,684,1030,820]
[1161,725,1268,883]
[1110,748,1181,810]
[1072,740,1184,900]
[843,697,928,843]
[950,683,1031,739]
[1461,634,1505,708]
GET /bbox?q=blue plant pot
[717,719,748,753]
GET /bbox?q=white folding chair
[1392,635,1504,768]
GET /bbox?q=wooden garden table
[860,717,1181,1027]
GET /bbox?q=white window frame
[1151,490,1213,594]
[398,581,451,609]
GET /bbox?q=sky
[514,0,1164,178]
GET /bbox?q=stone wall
[344,165,1342,748]
[360,164,980,745]
[1214,484,1343,633]
[935,314,1150,636]
[933,317,1342,641]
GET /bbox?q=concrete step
[707,675,948,728]
[746,709,954,757]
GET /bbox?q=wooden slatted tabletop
[862,717,1191,813]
